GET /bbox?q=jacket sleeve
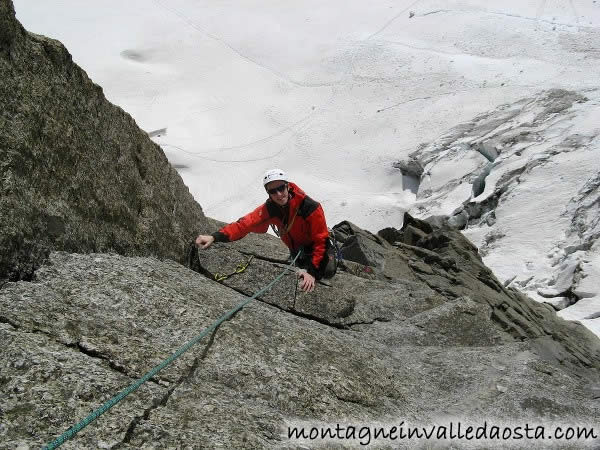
[212,203,271,242]
[305,204,329,278]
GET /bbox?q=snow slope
[13,1,600,334]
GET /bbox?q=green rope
[43,251,301,449]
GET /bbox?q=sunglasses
[266,183,288,195]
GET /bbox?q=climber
[195,169,335,292]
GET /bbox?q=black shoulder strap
[297,196,319,219]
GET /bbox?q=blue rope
[43,251,301,449]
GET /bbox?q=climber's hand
[298,270,315,293]
[195,235,215,249]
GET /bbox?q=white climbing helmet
[262,168,288,186]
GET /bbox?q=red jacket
[212,182,329,277]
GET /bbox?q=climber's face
[266,181,289,207]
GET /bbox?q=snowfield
[13,0,600,335]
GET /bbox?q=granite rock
[0,2,210,281]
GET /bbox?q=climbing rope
[43,251,301,449]
[213,255,254,282]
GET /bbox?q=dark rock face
[0,0,18,51]
[0,2,210,281]
[332,221,392,270]
[392,156,424,178]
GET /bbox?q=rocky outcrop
[0,0,210,282]
[2,213,600,448]
[401,88,600,334]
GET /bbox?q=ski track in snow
[376,95,434,113]
[569,0,580,25]
[366,0,423,40]
[152,0,301,88]
[158,113,315,156]
[153,0,354,89]
[165,117,315,164]
[373,69,573,114]
[535,0,547,24]
[418,7,583,28]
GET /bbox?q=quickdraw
[213,256,254,282]
[329,229,343,264]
